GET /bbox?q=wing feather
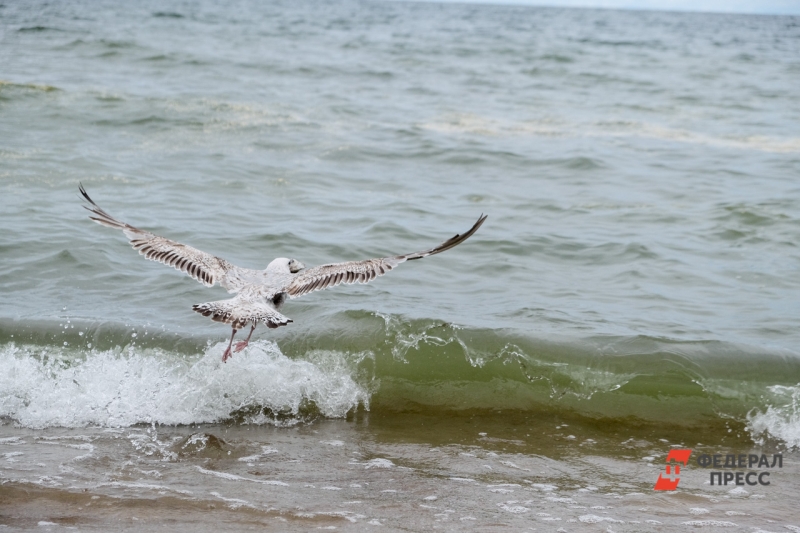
[80,184,235,288]
[285,214,487,298]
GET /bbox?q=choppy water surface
[1,0,800,529]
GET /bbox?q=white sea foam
[746,384,800,449]
[364,458,394,469]
[578,514,624,524]
[497,501,530,514]
[0,341,369,428]
[420,113,800,153]
[238,446,280,463]
[209,491,253,510]
[196,466,289,486]
[681,520,738,527]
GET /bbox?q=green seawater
[1,1,800,529]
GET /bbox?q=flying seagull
[79,185,487,362]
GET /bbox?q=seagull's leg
[222,328,238,363]
[234,324,256,353]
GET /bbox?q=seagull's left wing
[285,214,486,299]
[79,185,237,289]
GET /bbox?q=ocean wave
[746,384,800,449]
[0,340,369,428]
[2,314,799,448]
[0,80,60,93]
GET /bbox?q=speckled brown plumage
[80,184,486,362]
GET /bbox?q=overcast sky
[429,0,800,15]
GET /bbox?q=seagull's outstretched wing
[80,185,236,288]
[285,214,487,299]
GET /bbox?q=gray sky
[430,0,800,15]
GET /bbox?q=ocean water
[1,0,800,530]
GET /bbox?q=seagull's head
[288,258,305,273]
[267,257,305,274]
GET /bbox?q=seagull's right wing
[285,214,487,298]
[80,185,236,289]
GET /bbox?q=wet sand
[2,413,798,531]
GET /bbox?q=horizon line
[391,0,800,16]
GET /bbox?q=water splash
[0,340,369,428]
[747,384,800,450]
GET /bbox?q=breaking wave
[0,339,370,428]
[1,312,798,449]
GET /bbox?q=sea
[1,0,799,530]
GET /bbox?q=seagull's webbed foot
[233,324,256,353]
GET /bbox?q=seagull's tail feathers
[192,298,292,330]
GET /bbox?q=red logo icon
[654,449,692,491]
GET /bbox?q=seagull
[79,185,487,362]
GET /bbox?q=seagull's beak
[290,260,305,273]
